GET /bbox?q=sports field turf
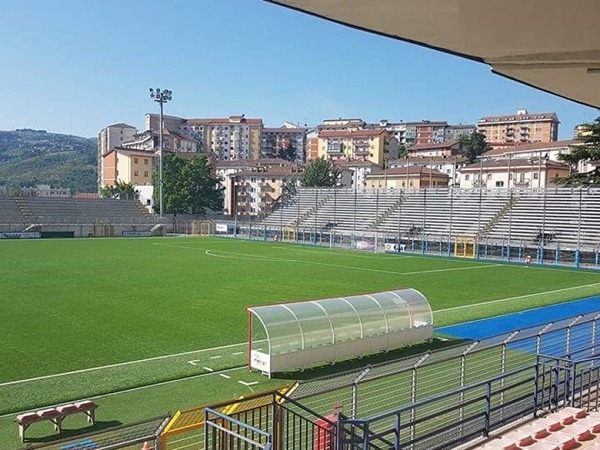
[2,236,600,447]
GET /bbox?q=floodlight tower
[149,88,173,218]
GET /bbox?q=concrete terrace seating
[476,407,600,449]
[487,189,600,250]
[0,196,25,223]
[261,188,334,229]
[22,197,151,224]
[15,400,98,442]
[260,187,600,250]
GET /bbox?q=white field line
[0,366,247,419]
[434,282,600,314]
[154,243,501,276]
[269,246,414,260]
[0,341,246,387]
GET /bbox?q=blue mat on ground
[436,295,600,341]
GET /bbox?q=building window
[134,158,138,164]
[533,173,539,180]
[144,159,148,165]
[134,170,139,176]
[496,181,504,187]
[487,174,492,180]
[465,175,470,181]
[144,171,148,177]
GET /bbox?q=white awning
[266,0,600,108]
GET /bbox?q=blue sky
[0,0,597,139]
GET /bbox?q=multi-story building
[305,129,319,162]
[408,141,461,158]
[97,123,138,188]
[317,129,389,166]
[261,127,307,163]
[459,158,570,189]
[388,156,466,187]
[317,118,366,132]
[444,124,476,142]
[366,167,450,190]
[101,147,154,188]
[477,110,559,146]
[226,164,303,216]
[334,160,381,190]
[144,113,263,160]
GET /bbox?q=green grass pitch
[1,236,600,447]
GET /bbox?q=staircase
[292,194,332,228]
[478,196,519,239]
[367,196,403,231]
[13,197,33,222]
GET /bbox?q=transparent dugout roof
[248,288,432,356]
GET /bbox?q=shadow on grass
[273,336,469,381]
[20,420,122,446]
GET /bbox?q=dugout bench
[15,400,98,442]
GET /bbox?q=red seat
[74,401,96,411]
[37,408,60,418]
[16,413,39,424]
[57,404,78,414]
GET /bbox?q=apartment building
[317,118,366,132]
[334,160,381,190]
[408,141,461,158]
[366,166,450,190]
[477,109,559,146]
[389,156,465,187]
[317,129,388,166]
[261,127,307,163]
[459,158,570,189]
[97,123,138,187]
[101,147,154,187]
[227,165,303,216]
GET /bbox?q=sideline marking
[270,246,414,260]
[205,248,502,276]
[434,282,600,314]
[0,366,247,419]
[153,243,501,276]
[0,341,246,387]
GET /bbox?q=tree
[99,181,138,199]
[556,117,600,186]
[276,143,296,162]
[397,144,408,159]
[459,132,491,163]
[153,154,223,215]
[301,157,340,187]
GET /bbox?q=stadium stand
[260,187,600,251]
[0,196,25,223]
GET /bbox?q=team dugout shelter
[247,288,433,377]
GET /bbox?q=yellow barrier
[159,384,295,450]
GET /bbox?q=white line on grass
[0,342,246,387]
[434,282,600,314]
[154,243,502,276]
[269,246,414,260]
[0,366,247,419]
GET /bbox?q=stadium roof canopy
[265,0,600,109]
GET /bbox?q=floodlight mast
[149,88,173,218]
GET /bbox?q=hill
[0,129,97,193]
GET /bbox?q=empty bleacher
[23,197,152,223]
[260,187,600,250]
[0,196,25,224]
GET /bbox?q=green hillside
[0,128,97,192]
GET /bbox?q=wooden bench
[15,400,98,442]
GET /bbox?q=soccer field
[2,236,600,446]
